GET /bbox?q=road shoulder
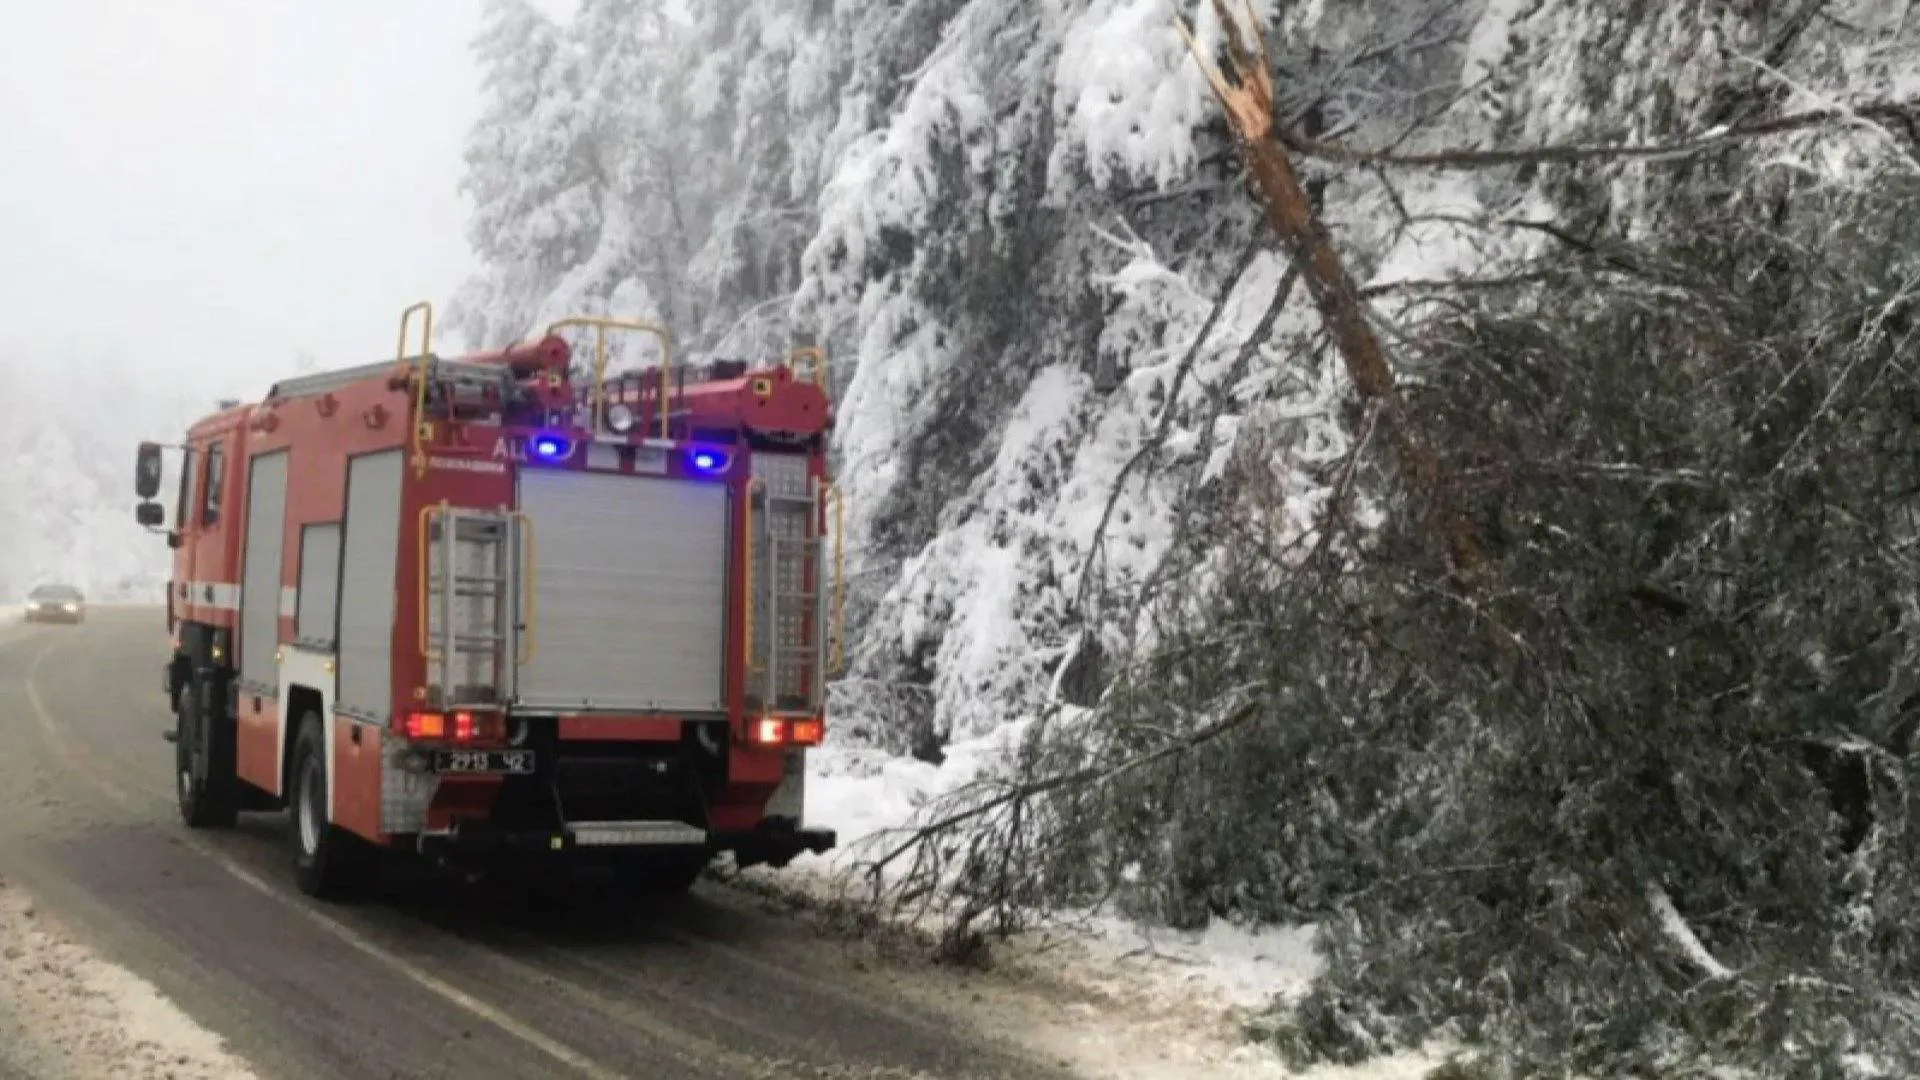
[0,875,258,1080]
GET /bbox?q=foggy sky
[0,0,576,402]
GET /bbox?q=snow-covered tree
[449,0,598,352]
[455,0,1920,1072]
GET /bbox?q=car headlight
[62,603,77,612]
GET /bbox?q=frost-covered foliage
[1258,165,1920,1079]
[0,353,203,601]
[457,0,1920,1072]
[455,0,1319,755]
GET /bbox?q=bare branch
[1359,270,1569,299]
[864,697,1263,880]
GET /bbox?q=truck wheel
[288,714,365,900]
[175,678,237,828]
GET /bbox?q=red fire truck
[132,305,841,899]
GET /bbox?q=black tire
[175,676,238,828]
[288,714,366,900]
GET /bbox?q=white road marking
[17,632,623,1080]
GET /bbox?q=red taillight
[404,711,446,740]
[403,709,501,743]
[748,717,826,748]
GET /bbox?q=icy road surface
[0,607,1073,1080]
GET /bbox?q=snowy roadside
[0,878,258,1080]
[728,732,1451,1080]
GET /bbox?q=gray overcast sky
[0,0,575,402]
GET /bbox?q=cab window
[203,442,226,524]
[175,446,198,527]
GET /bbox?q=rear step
[416,817,837,866]
[568,821,707,847]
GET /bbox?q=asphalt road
[0,607,1066,1080]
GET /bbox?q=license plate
[432,749,536,775]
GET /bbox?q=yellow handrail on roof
[785,346,828,393]
[396,301,434,479]
[545,316,675,439]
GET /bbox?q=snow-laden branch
[1644,880,1736,982]
[1071,231,1266,615]
[1276,98,1920,171]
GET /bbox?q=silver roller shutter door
[336,450,403,723]
[515,468,729,713]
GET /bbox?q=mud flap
[722,820,836,870]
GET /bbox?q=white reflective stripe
[181,582,300,616]
[185,581,242,611]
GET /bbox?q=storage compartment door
[237,450,289,694]
[336,450,403,723]
[515,469,729,714]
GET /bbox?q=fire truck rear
[133,305,841,898]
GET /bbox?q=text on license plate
[432,749,536,774]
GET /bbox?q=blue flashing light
[531,434,571,461]
[687,448,730,475]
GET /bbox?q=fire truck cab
[134,306,840,898]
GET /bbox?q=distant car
[24,584,85,624]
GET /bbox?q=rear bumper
[415,816,836,868]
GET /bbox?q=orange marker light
[789,720,825,747]
[405,711,446,740]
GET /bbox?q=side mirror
[135,441,164,500]
[135,501,165,528]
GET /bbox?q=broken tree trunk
[1177,0,1485,584]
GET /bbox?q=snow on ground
[0,877,258,1080]
[735,731,1451,1080]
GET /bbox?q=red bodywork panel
[606,360,832,441]
[166,340,834,850]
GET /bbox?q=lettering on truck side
[427,456,508,475]
[492,436,577,464]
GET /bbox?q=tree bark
[1178,1,1485,582]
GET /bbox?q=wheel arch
[281,684,324,796]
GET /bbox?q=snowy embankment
[0,879,257,1080]
[726,740,1449,1080]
